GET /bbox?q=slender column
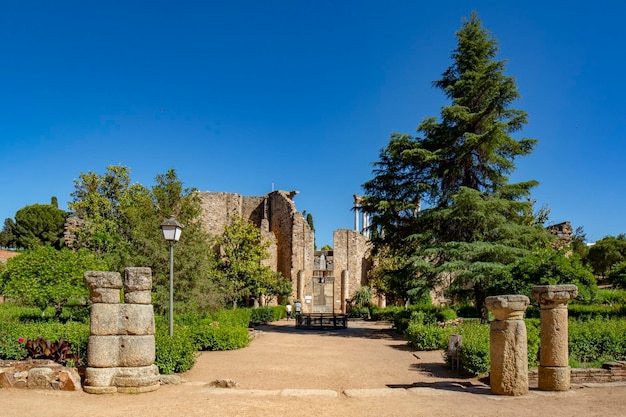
[341,270,349,313]
[486,295,530,396]
[531,285,578,391]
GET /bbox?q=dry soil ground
[1,319,626,417]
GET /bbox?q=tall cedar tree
[363,13,552,318]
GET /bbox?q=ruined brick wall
[267,191,314,283]
[333,229,372,300]
[197,190,314,287]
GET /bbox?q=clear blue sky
[1,1,624,247]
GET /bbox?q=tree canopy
[0,198,67,250]
[1,246,107,319]
[362,12,554,318]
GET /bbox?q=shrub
[249,307,274,325]
[348,306,370,319]
[190,322,250,351]
[455,322,490,376]
[405,322,449,350]
[595,288,626,305]
[270,305,285,321]
[607,262,626,289]
[211,309,251,328]
[2,246,107,320]
[154,318,196,374]
[370,306,404,321]
[569,318,626,366]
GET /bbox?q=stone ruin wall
[197,190,314,293]
[332,229,373,306]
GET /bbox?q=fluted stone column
[83,268,160,394]
[531,284,578,391]
[486,295,530,396]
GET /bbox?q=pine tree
[363,12,553,319]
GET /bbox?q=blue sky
[1,1,624,247]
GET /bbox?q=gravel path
[2,319,626,417]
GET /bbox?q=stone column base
[538,366,570,391]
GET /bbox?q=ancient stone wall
[333,229,372,305]
[197,190,315,299]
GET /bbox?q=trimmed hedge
[154,317,196,374]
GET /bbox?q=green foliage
[2,246,107,319]
[352,286,372,308]
[10,203,67,249]
[505,249,597,303]
[0,302,89,364]
[595,288,626,305]
[361,13,549,320]
[216,216,288,307]
[249,307,274,325]
[370,306,404,321]
[0,218,17,248]
[585,235,626,277]
[154,317,196,374]
[190,321,250,351]
[211,308,252,328]
[406,322,450,350]
[348,306,370,319]
[607,262,626,289]
[454,322,491,376]
[569,318,626,366]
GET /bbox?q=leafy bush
[370,306,404,321]
[348,306,370,319]
[569,318,626,367]
[451,322,490,376]
[2,246,107,319]
[595,288,626,306]
[0,303,89,364]
[249,307,274,325]
[154,318,196,374]
[190,322,250,351]
[406,322,450,350]
[24,337,79,366]
[607,263,626,289]
[211,309,251,328]
[352,286,372,308]
[270,305,286,321]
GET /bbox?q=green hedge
[569,318,626,367]
[154,318,196,374]
[190,322,250,351]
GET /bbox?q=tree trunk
[474,282,489,322]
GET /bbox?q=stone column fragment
[84,271,122,303]
[531,284,578,391]
[83,267,159,394]
[486,295,530,396]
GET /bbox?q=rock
[27,367,56,389]
[0,371,15,388]
[160,374,185,385]
[209,379,239,388]
[58,369,82,391]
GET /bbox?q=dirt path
[2,319,626,417]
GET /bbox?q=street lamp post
[160,215,183,337]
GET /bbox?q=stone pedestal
[486,295,530,396]
[531,285,578,391]
[83,268,159,394]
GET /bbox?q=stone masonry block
[90,304,155,336]
[84,271,123,290]
[124,267,152,292]
[88,336,155,368]
[26,367,56,389]
[124,290,152,305]
[89,288,121,304]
